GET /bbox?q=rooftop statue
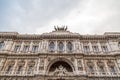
[54,26,68,31]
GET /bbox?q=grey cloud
[0,0,81,33]
[0,0,120,34]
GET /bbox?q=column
[46,40,49,52]
[23,60,28,74]
[37,58,40,74]
[20,42,24,53]
[81,59,86,75]
[89,42,93,54]
[106,42,111,52]
[34,60,38,74]
[11,42,16,52]
[64,41,67,53]
[114,42,120,51]
[12,60,18,74]
[43,59,46,75]
[79,42,82,53]
[97,41,102,52]
[81,42,84,53]
[0,59,5,74]
[94,61,98,75]
[73,41,76,53]
[29,41,33,53]
[104,60,110,75]
[74,59,79,75]
[114,60,120,74]
[41,41,43,53]
[3,41,8,51]
[38,41,41,53]
[6,41,13,51]
[55,40,57,53]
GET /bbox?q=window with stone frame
[92,46,99,53]
[58,42,64,51]
[89,66,94,73]
[23,45,29,53]
[14,45,21,52]
[32,45,38,53]
[6,65,13,73]
[67,42,73,52]
[101,46,108,52]
[0,41,4,50]
[28,66,33,73]
[109,66,116,74]
[87,61,94,74]
[49,42,55,51]
[17,66,23,74]
[107,60,116,74]
[83,46,90,53]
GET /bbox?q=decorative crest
[54,26,68,31]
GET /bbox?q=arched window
[67,42,73,52]
[58,42,64,51]
[49,42,55,51]
[0,41,4,50]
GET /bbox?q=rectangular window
[14,45,21,52]
[7,65,12,72]
[0,42,4,50]
[17,66,22,74]
[23,46,29,53]
[110,66,116,73]
[32,46,38,53]
[83,46,90,53]
[101,46,108,52]
[92,46,99,52]
[28,66,33,72]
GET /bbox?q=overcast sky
[0,0,120,34]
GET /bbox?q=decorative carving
[52,65,72,76]
[77,59,83,71]
[54,26,68,31]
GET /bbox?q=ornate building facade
[0,27,120,80]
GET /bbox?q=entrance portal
[48,61,73,76]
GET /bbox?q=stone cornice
[0,32,120,40]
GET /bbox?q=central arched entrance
[49,61,73,72]
[47,58,75,80]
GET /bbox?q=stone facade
[0,27,120,80]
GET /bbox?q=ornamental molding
[0,27,120,40]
